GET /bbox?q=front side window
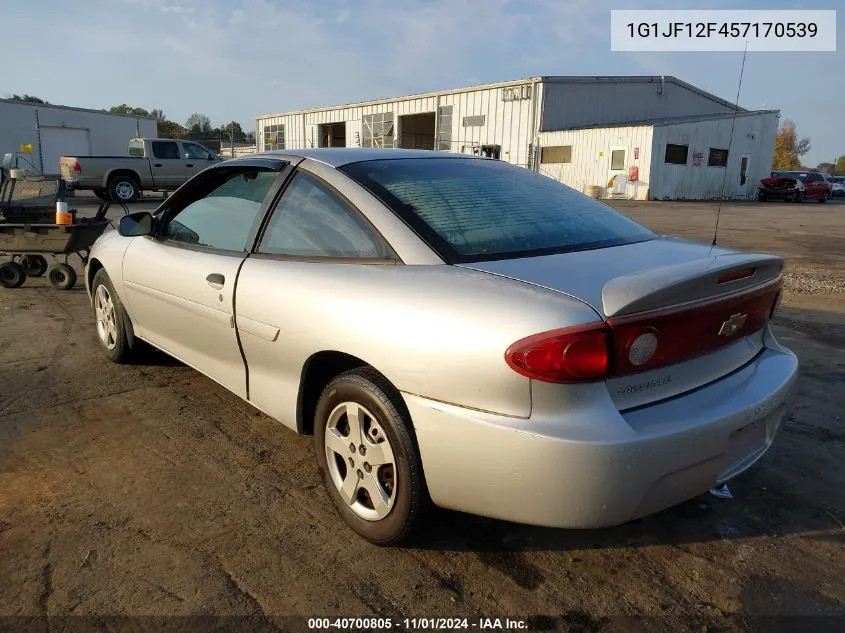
[183,142,212,160]
[152,141,180,160]
[341,157,653,262]
[162,169,278,251]
[258,171,391,259]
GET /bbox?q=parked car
[831,175,845,197]
[85,149,798,545]
[60,137,222,203]
[759,171,832,203]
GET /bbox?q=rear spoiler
[602,253,784,318]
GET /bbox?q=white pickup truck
[60,137,223,202]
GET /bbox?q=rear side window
[162,169,277,251]
[341,158,653,262]
[258,171,390,259]
[152,141,180,160]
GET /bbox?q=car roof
[245,148,484,168]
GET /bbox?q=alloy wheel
[324,401,397,521]
[95,284,118,350]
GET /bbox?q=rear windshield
[340,158,653,263]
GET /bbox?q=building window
[665,144,688,165]
[708,148,729,167]
[362,112,395,148]
[462,115,485,127]
[610,149,626,171]
[263,124,285,151]
[540,146,572,164]
[437,105,453,151]
[480,144,501,159]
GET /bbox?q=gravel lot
[1,196,843,632]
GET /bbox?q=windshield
[340,158,654,263]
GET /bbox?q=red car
[759,171,832,203]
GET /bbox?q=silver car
[85,149,798,545]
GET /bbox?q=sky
[2,0,842,166]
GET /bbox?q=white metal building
[255,76,779,201]
[0,99,157,176]
[539,110,779,200]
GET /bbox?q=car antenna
[713,41,749,247]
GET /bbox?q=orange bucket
[56,201,72,225]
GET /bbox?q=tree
[8,94,49,104]
[149,108,167,122]
[109,104,151,117]
[834,156,845,175]
[816,162,835,173]
[245,131,256,145]
[185,113,213,137]
[772,120,811,170]
[219,121,247,143]
[157,120,186,139]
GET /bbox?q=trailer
[0,174,123,289]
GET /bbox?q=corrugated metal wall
[649,113,779,200]
[0,101,156,175]
[538,126,653,200]
[256,82,542,168]
[540,79,735,132]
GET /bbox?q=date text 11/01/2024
[627,22,818,38]
[307,618,528,630]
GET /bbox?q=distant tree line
[108,104,255,144]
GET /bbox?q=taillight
[505,324,610,383]
[505,283,781,383]
[73,162,81,174]
[609,283,781,375]
[770,290,782,318]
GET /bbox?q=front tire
[108,175,140,203]
[314,369,426,546]
[91,269,134,363]
[818,191,830,203]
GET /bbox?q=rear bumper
[407,342,798,529]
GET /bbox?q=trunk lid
[461,236,783,410]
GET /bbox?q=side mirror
[118,211,154,237]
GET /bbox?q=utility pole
[231,122,235,157]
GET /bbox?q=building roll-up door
[39,127,90,175]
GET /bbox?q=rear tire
[20,255,48,277]
[0,261,26,288]
[46,263,77,290]
[108,175,140,203]
[314,368,426,546]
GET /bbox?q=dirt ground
[1,196,843,632]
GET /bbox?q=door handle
[206,273,225,289]
[154,163,162,167]
[186,163,194,168]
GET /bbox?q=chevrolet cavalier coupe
[86,148,798,545]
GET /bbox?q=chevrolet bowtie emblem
[719,312,748,337]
